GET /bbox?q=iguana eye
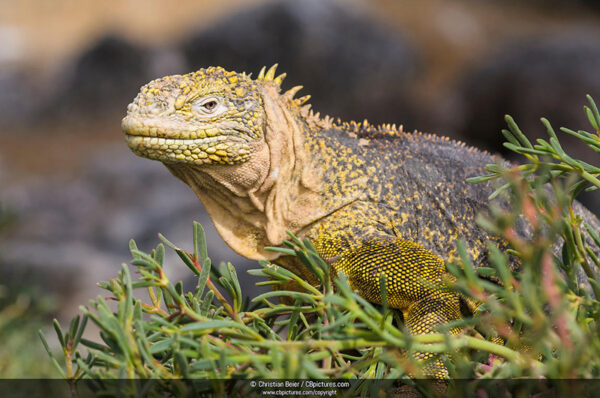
[192,97,224,116]
[203,100,217,111]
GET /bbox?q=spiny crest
[282,85,312,110]
[256,64,287,86]
[336,118,406,140]
[335,119,484,153]
[335,118,476,149]
[255,64,318,111]
[251,65,444,144]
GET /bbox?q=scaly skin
[123,65,600,377]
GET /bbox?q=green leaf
[131,281,156,289]
[68,315,80,346]
[72,315,88,351]
[200,290,214,316]
[586,94,600,132]
[503,142,547,156]
[38,330,67,378]
[158,233,179,251]
[489,182,510,201]
[176,249,200,277]
[176,351,189,378]
[80,338,110,352]
[476,267,497,279]
[501,129,521,147]
[585,224,600,249]
[541,117,559,142]
[467,174,499,184]
[226,262,243,312]
[560,127,600,150]
[122,264,134,324]
[264,246,296,256]
[252,291,317,305]
[505,115,533,149]
[131,258,159,271]
[181,320,255,334]
[196,257,212,300]
[149,338,174,354]
[194,221,209,263]
[129,239,140,260]
[585,107,599,131]
[53,319,65,349]
[153,243,165,266]
[456,240,477,284]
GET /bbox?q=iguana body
[122,65,600,373]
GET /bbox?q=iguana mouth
[123,117,252,165]
[122,116,241,141]
[124,134,242,146]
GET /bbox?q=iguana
[122,65,600,374]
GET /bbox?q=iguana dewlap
[122,65,600,371]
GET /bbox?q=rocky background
[1,0,599,366]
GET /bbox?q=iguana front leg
[331,236,463,377]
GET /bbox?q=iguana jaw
[123,116,255,165]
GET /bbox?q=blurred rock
[182,0,419,127]
[35,35,187,127]
[47,36,150,121]
[456,30,600,155]
[0,69,43,128]
[0,144,260,317]
[431,6,483,49]
[500,0,600,11]
[452,30,600,213]
[0,26,33,127]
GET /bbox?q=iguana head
[122,66,273,166]
[122,65,325,259]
